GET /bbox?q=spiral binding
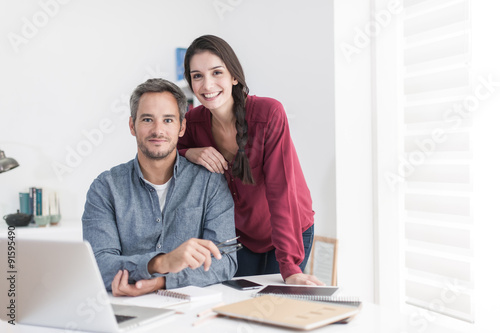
[252,293,361,306]
[156,289,191,300]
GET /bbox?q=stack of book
[19,188,60,227]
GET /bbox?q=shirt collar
[133,151,181,184]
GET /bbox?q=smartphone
[222,279,263,290]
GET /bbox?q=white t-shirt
[144,178,171,212]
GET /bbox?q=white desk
[1,274,466,333]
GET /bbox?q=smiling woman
[177,35,322,286]
[188,51,240,167]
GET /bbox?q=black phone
[222,279,263,290]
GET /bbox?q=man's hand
[111,269,165,297]
[185,147,228,174]
[285,273,326,286]
[148,238,222,275]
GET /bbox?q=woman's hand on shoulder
[285,273,325,286]
[185,147,228,174]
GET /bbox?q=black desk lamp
[0,149,19,173]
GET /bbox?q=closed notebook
[256,285,339,299]
[254,285,361,307]
[213,295,360,331]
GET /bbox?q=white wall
[372,0,401,308]
[0,0,218,221]
[0,0,336,238]
[334,0,374,302]
[215,0,335,238]
[470,1,500,329]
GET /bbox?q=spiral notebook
[158,286,222,302]
[115,286,222,308]
[254,285,361,307]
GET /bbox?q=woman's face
[189,51,238,113]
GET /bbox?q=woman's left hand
[185,147,228,174]
[285,273,325,286]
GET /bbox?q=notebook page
[110,293,189,308]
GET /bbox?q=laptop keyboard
[115,314,136,324]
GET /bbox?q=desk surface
[1,273,468,333]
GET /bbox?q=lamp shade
[0,149,19,173]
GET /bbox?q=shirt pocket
[171,206,204,242]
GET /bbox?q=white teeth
[204,92,219,98]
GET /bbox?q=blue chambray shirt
[82,152,237,291]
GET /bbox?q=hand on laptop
[148,238,222,275]
[285,273,326,286]
[111,269,165,297]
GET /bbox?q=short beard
[137,135,176,160]
[139,144,176,160]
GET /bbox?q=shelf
[0,220,82,241]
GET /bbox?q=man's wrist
[148,253,169,274]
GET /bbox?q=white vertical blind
[402,0,473,322]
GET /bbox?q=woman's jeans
[234,224,314,277]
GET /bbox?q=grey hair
[130,78,188,123]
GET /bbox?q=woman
[177,35,323,285]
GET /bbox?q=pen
[214,236,243,255]
[215,236,240,247]
[193,302,225,327]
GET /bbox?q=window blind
[402,0,473,322]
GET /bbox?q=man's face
[129,92,185,161]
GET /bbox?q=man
[82,78,237,297]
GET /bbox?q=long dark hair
[184,35,255,185]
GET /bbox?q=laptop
[11,239,174,332]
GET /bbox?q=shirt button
[231,178,234,182]
[233,193,236,196]
[157,244,161,249]
[150,188,154,192]
[156,218,160,223]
